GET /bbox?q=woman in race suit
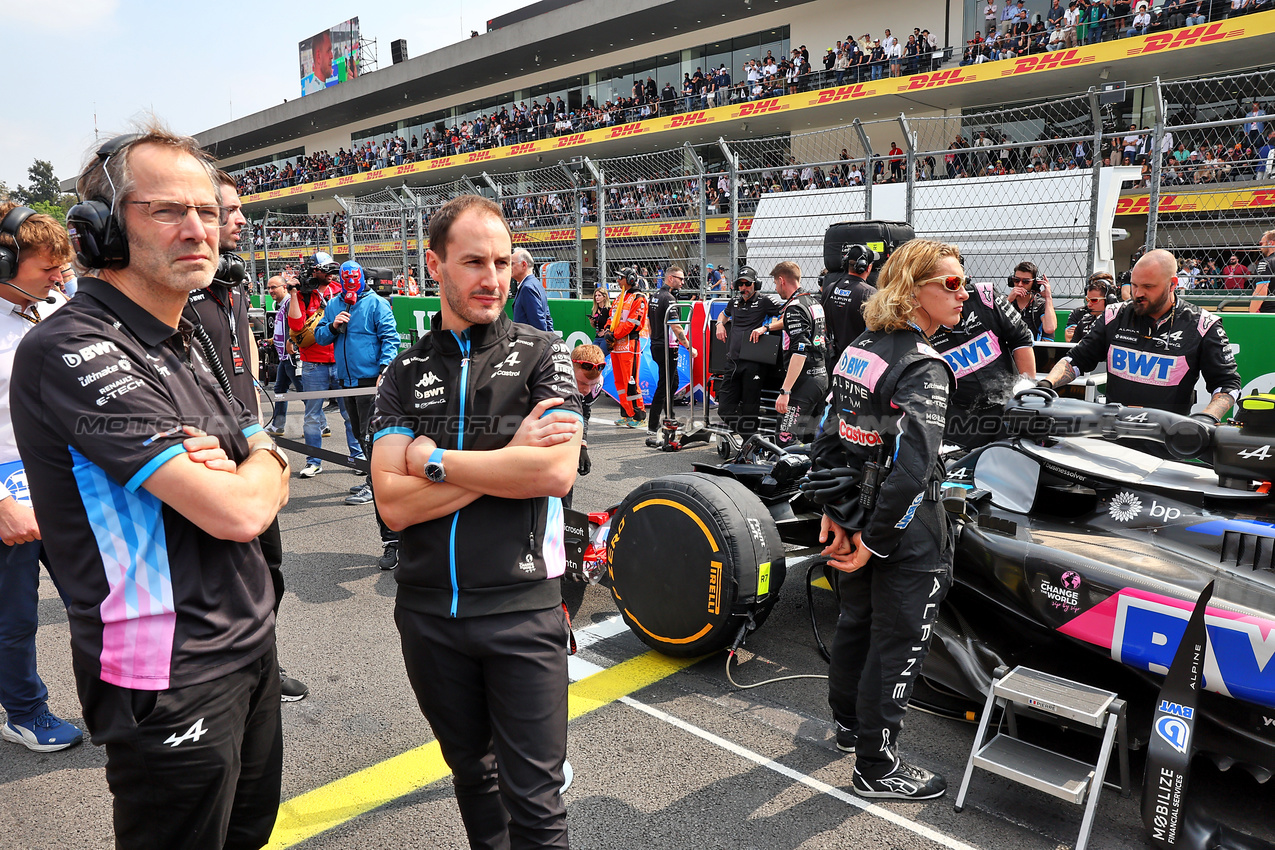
[803,239,968,801]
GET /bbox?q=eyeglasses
[573,360,604,373]
[1008,275,1036,286]
[1086,296,1107,303]
[126,200,227,227]
[920,275,969,292]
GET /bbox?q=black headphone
[215,251,247,285]
[1088,275,1118,304]
[618,266,639,287]
[0,206,35,282]
[66,134,142,271]
[843,243,877,274]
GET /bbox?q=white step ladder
[954,665,1130,850]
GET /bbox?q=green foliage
[13,160,62,206]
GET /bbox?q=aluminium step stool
[954,665,1130,850]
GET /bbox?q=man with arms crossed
[371,195,582,850]
[14,127,289,849]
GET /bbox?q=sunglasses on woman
[921,275,969,292]
[573,360,604,374]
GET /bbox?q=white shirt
[0,292,65,473]
[1064,7,1080,26]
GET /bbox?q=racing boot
[852,760,946,800]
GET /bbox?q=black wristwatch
[424,448,447,483]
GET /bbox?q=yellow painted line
[266,650,698,848]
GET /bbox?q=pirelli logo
[815,84,871,104]
[708,560,722,615]
[1126,22,1239,55]
[1002,49,1093,75]
[898,69,971,91]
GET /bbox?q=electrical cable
[192,323,235,401]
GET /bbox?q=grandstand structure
[197,0,1275,298]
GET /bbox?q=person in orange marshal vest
[604,267,648,427]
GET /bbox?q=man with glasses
[715,266,781,439]
[645,264,696,448]
[1065,273,1116,342]
[1247,230,1275,313]
[14,126,289,849]
[931,275,1036,450]
[1006,261,1057,340]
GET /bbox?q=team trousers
[396,604,569,850]
[647,344,677,432]
[609,348,645,419]
[828,561,952,777]
[776,372,828,447]
[76,645,283,850]
[718,358,765,438]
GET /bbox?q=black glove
[1190,412,1220,426]
[799,467,859,505]
[578,444,591,476]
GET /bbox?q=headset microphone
[0,281,58,304]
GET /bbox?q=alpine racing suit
[929,281,1034,449]
[811,326,955,779]
[820,271,875,372]
[608,288,648,420]
[1065,298,1241,415]
[369,311,582,850]
[776,291,829,446]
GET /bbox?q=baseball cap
[734,266,759,287]
[706,263,715,270]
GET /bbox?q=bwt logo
[738,99,784,117]
[510,143,537,156]
[1129,22,1233,55]
[901,69,970,91]
[609,124,645,139]
[467,151,493,162]
[657,222,696,235]
[942,335,997,377]
[557,134,587,147]
[815,85,870,105]
[1004,49,1086,75]
[669,112,710,128]
[62,341,120,368]
[1109,347,1180,383]
[1158,700,1195,720]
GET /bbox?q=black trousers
[828,562,951,777]
[647,344,676,433]
[396,604,569,850]
[718,359,766,438]
[75,646,283,850]
[776,372,828,447]
[347,379,398,544]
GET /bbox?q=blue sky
[6,0,533,192]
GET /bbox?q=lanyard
[205,285,245,375]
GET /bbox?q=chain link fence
[247,68,1275,306]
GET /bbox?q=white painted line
[618,695,981,850]
[573,614,629,649]
[568,655,606,682]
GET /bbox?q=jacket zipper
[448,331,471,618]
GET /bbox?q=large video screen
[299,17,360,97]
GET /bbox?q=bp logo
[1109,491,1143,522]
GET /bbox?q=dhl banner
[1114,186,1275,217]
[239,13,1273,207]
[249,217,753,260]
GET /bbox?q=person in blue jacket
[511,248,553,331]
[315,261,403,567]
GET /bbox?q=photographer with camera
[286,252,363,478]
[1006,261,1056,340]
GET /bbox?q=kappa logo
[164,718,209,748]
[415,371,442,389]
[815,84,870,104]
[61,341,121,368]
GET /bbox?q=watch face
[425,462,445,483]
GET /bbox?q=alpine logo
[164,718,209,748]
[1109,491,1144,522]
[838,420,883,446]
[491,351,523,377]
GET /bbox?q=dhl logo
[512,233,531,243]
[557,134,587,147]
[1127,22,1237,55]
[1231,189,1275,210]
[1003,49,1088,75]
[815,84,870,104]
[549,229,574,241]
[738,217,754,230]
[510,143,537,156]
[267,190,282,198]
[467,151,494,162]
[429,158,452,169]
[605,226,636,238]
[668,111,710,129]
[610,124,645,138]
[395,163,415,175]
[311,180,330,190]
[900,68,970,91]
[1113,195,1189,215]
[657,222,696,235]
[737,98,785,117]
[337,175,356,185]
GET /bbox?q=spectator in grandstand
[1222,254,1248,290]
[1066,272,1117,342]
[1007,261,1058,340]
[511,248,553,331]
[0,203,82,756]
[1128,4,1151,35]
[14,127,289,850]
[1186,0,1209,24]
[1042,249,1240,419]
[1245,102,1267,149]
[1246,231,1275,312]
[985,0,999,32]
[287,252,364,478]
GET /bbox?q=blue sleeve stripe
[242,424,264,439]
[125,444,188,493]
[373,426,415,442]
[540,408,584,421]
